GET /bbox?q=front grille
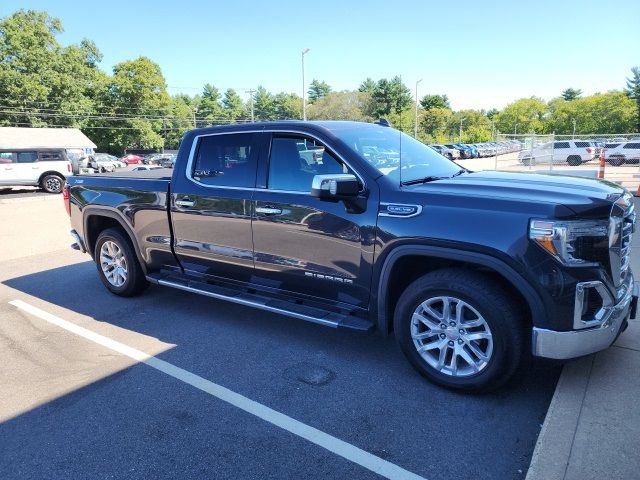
[620,215,633,283]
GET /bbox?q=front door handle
[175,199,195,208]
[255,207,282,215]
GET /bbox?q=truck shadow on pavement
[2,260,561,480]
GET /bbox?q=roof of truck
[0,127,97,149]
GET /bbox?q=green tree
[91,56,170,152]
[307,91,371,121]
[561,88,583,101]
[420,94,450,110]
[419,107,453,143]
[308,79,332,103]
[273,92,302,119]
[164,94,196,150]
[626,67,640,132]
[222,88,246,121]
[369,76,412,119]
[449,110,492,141]
[253,86,275,120]
[547,92,635,134]
[494,97,547,134]
[486,108,499,120]
[198,83,223,125]
[358,78,376,93]
[0,10,108,128]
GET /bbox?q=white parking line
[9,299,425,480]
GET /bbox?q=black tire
[566,155,582,166]
[608,155,625,167]
[94,228,148,297]
[393,268,525,392]
[40,173,65,194]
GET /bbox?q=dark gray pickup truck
[64,121,638,391]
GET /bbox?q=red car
[120,154,144,165]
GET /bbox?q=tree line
[1,10,639,154]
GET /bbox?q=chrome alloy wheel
[45,176,62,193]
[100,240,128,287]
[411,296,493,377]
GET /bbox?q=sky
[2,0,639,110]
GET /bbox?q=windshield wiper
[401,176,447,186]
[401,169,468,186]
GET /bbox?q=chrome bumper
[532,280,638,360]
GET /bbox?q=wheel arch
[83,207,148,274]
[374,245,546,335]
[38,170,66,184]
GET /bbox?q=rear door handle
[255,207,282,215]
[175,199,195,208]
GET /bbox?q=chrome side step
[146,274,373,331]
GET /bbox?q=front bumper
[532,280,638,360]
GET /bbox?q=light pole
[459,118,466,142]
[514,122,519,136]
[301,48,310,121]
[192,107,198,129]
[414,79,422,138]
[245,89,255,122]
[572,118,576,138]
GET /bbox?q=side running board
[146,273,373,332]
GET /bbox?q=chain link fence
[454,133,640,192]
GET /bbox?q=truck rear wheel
[393,268,524,392]
[566,155,582,166]
[94,228,148,297]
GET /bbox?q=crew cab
[65,121,638,391]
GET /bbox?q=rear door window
[191,133,257,188]
[16,152,38,163]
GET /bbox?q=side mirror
[311,174,359,201]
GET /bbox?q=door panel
[251,193,375,307]
[170,132,261,284]
[250,134,377,308]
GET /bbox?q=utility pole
[301,48,310,121]
[192,107,198,129]
[459,118,466,142]
[572,118,576,138]
[414,79,422,138]
[245,89,255,122]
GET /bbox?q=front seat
[269,138,314,191]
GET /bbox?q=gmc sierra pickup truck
[65,121,638,391]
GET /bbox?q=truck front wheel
[393,268,524,392]
[94,228,148,297]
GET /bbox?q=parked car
[605,142,640,166]
[445,144,471,159]
[90,153,123,172]
[65,121,637,392]
[430,144,460,160]
[120,154,144,165]
[518,140,597,166]
[0,148,71,193]
[159,154,177,168]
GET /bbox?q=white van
[518,140,597,166]
[0,149,72,193]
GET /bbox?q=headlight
[529,219,609,267]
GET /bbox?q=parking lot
[1,196,562,479]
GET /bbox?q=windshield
[332,125,461,184]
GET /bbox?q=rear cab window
[191,133,258,188]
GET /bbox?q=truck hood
[409,170,626,218]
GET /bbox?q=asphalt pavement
[0,195,560,480]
